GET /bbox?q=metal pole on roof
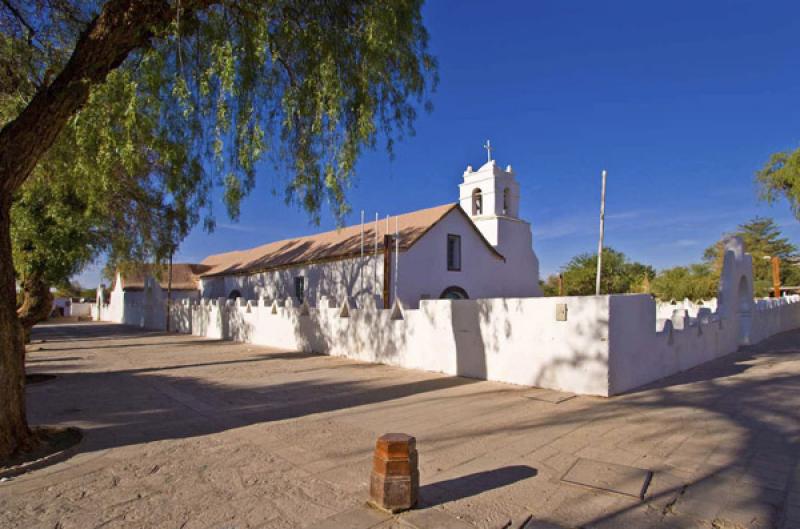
[595,169,607,296]
[374,212,379,295]
[360,210,365,296]
[166,251,173,332]
[394,216,399,304]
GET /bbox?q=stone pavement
[1,322,799,529]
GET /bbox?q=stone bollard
[369,433,418,512]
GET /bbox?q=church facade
[110,156,542,312]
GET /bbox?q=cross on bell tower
[483,139,493,163]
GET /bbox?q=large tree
[542,248,654,296]
[0,0,435,460]
[703,217,800,296]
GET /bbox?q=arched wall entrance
[737,275,752,345]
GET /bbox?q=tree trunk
[17,273,54,344]
[0,198,31,460]
[0,0,186,462]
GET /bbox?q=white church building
[108,156,542,313]
[95,152,800,397]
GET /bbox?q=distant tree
[544,248,655,296]
[650,263,717,302]
[703,217,800,296]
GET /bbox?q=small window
[503,187,510,215]
[447,234,461,271]
[471,188,483,216]
[294,277,305,301]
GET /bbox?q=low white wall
[102,236,800,397]
[171,295,612,396]
[66,302,93,318]
[608,294,800,394]
[656,298,717,321]
[126,287,800,397]
[91,302,109,321]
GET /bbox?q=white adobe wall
[200,254,385,308]
[656,298,718,321]
[66,302,93,317]
[172,294,612,395]
[607,293,800,394]
[103,273,198,330]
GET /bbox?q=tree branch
[0,0,215,198]
[0,0,37,43]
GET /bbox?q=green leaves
[650,264,717,302]
[757,147,800,218]
[5,0,436,287]
[543,248,655,296]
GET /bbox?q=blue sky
[78,0,800,286]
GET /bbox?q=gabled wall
[398,208,541,304]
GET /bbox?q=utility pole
[772,256,781,298]
[166,251,173,332]
[763,255,782,298]
[595,169,607,296]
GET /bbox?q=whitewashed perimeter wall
[171,295,613,396]
[104,236,800,397]
[165,291,800,397]
[608,294,800,395]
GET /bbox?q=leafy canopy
[2,0,436,283]
[757,147,800,219]
[543,247,654,296]
[650,263,717,302]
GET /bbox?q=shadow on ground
[420,466,538,506]
[23,323,800,529]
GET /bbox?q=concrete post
[369,433,418,512]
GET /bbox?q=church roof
[200,203,503,277]
[117,263,211,291]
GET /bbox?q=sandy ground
[1,321,799,529]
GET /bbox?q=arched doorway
[440,286,469,300]
[737,275,752,345]
[228,289,242,300]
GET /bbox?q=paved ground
[1,322,799,529]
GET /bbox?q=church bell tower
[457,142,542,296]
[458,141,522,247]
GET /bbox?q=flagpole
[360,210,364,296]
[595,169,607,296]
